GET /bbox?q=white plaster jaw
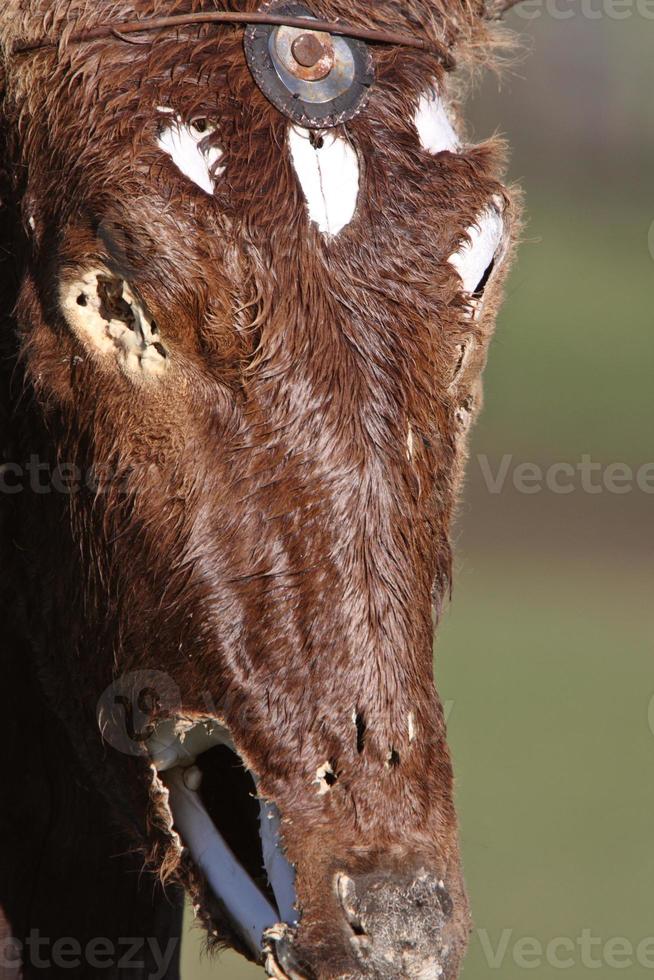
[147,718,298,959]
[146,717,234,772]
[259,798,298,927]
[163,768,281,956]
[288,125,360,236]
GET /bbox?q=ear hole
[97,275,137,331]
[196,745,272,900]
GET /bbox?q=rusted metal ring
[244,1,374,129]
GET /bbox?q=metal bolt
[291,32,326,68]
[273,26,335,82]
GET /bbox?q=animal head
[0,2,520,977]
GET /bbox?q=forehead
[11,49,499,225]
[2,1,490,175]
[0,4,516,588]
[2,1,510,378]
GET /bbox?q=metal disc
[244,1,374,129]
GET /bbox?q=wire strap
[13,11,454,67]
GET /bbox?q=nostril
[337,874,366,936]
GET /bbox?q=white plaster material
[288,126,359,236]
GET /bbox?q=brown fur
[0,2,520,977]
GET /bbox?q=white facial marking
[288,126,359,236]
[60,270,167,377]
[408,712,417,743]
[415,88,459,155]
[449,206,505,298]
[157,112,224,194]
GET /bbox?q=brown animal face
[0,2,518,978]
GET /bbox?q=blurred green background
[183,10,653,978]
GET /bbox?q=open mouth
[146,719,298,967]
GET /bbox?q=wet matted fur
[0,2,521,978]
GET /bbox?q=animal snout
[266,868,461,980]
[335,869,455,979]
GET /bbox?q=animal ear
[484,0,523,17]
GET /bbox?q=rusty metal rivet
[244,6,375,129]
[292,32,325,67]
[281,27,334,82]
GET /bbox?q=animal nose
[265,868,461,979]
[335,869,455,979]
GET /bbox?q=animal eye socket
[190,117,208,135]
[156,110,224,195]
[472,256,496,299]
[448,205,505,309]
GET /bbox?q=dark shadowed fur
[0,1,520,977]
